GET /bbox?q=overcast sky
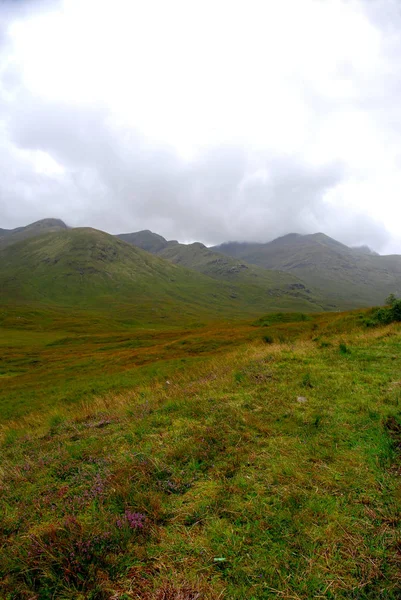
[1,0,401,252]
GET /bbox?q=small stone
[297,396,307,403]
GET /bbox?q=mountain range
[117,229,401,309]
[0,220,324,324]
[1,218,400,320]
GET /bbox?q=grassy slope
[0,218,68,249]
[2,311,401,598]
[0,228,324,319]
[117,230,177,253]
[214,233,401,309]
[6,222,401,311]
[160,240,300,282]
[118,231,328,311]
[159,242,329,307]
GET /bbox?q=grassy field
[2,308,401,598]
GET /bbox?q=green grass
[253,311,311,326]
[2,309,401,598]
[0,307,263,423]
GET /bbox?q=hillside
[0,227,324,322]
[117,230,178,253]
[0,218,68,248]
[5,220,401,312]
[214,233,401,308]
[117,230,329,310]
[160,242,330,303]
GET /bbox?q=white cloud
[0,0,400,251]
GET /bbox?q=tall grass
[2,309,401,598]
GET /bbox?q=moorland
[1,220,401,599]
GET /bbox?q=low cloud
[0,0,399,253]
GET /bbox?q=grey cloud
[0,0,396,252]
[9,98,114,168]
[0,93,392,250]
[324,211,391,250]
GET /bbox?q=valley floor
[1,310,401,598]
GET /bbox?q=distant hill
[0,218,68,249]
[117,230,178,253]
[117,230,328,310]
[5,220,401,313]
[0,228,324,323]
[213,233,401,308]
[352,245,379,257]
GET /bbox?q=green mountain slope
[214,233,401,308]
[0,218,68,249]
[0,228,323,323]
[159,241,327,301]
[7,220,399,313]
[117,230,177,253]
[117,230,328,309]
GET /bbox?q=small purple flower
[124,511,146,529]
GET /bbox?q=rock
[297,396,307,403]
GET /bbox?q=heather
[2,309,401,598]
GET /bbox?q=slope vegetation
[2,311,401,598]
[0,218,68,248]
[0,228,323,322]
[214,233,401,308]
[117,230,178,253]
[118,230,327,311]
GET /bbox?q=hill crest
[4,219,401,310]
[0,226,324,319]
[0,218,68,248]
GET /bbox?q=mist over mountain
[118,226,401,309]
[213,233,401,308]
[2,1,401,253]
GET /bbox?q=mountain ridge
[117,228,401,308]
[0,218,68,249]
[116,230,329,308]
[0,227,324,323]
[3,218,400,311]
[213,234,401,308]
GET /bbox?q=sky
[1,0,401,252]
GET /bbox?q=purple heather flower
[124,511,146,529]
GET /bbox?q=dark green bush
[364,297,401,328]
